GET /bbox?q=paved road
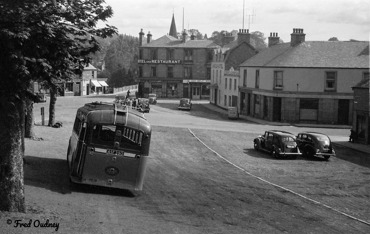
[12,96,368,234]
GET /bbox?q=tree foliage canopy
[0,0,116,212]
[0,0,117,95]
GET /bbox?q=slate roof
[240,41,369,69]
[353,78,369,89]
[141,35,219,49]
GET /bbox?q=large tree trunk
[48,86,57,127]
[0,94,26,212]
[25,98,35,138]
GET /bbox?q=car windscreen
[149,94,156,98]
[314,135,330,145]
[180,99,189,104]
[281,136,295,142]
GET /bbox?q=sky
[102,0,370,42]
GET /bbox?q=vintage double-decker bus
[66,102,152,191]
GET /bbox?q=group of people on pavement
[114,89,144,111]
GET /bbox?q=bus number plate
[107,149,124,156]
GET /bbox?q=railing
[113,84,138,94]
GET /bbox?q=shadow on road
[24,155,135,197]
[332,142,370,169]
[243,148,329,161]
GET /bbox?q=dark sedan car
[253,130,301,159]
[296,132,335,160]
[178,98,192,111]
[148,93,157,104]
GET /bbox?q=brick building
[137,15,220,99]
[352,78,369,144]
[210,29,258,109]
[239,28,369,125]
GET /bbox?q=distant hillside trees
[96,34,139,87]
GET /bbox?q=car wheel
[254,142,259,151]
[306,149,314,158]
[324,155,330,160]
[303,147,311,158]
[66,143,72,172]
[272,149,279,158]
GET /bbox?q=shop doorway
[192,86,200,99]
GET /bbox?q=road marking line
[188,128,370,227]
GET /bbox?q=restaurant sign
[138,59,182,64]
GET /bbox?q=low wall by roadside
[113,84,138,94]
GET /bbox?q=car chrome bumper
[178,106,191,110]
[315,153,335,157]
[279,152,302,156]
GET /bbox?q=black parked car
[253,130,301,159]
[178,98,192,111]
[296,132,335,160]
[148,93,157,104]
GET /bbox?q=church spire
[169,13,178,38]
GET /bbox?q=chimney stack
[268,32,280,47]
[139,28,145,46]
[147,31,152,44]
[222,32,235,46]
[237,29,251,45]
[182,30,187,43]
[290,28,305,47]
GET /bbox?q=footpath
[202,102,370,156]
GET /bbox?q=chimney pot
[139,28,145,46]
[291,28,306,46]
[268,32,280,47]
[147,31,152,44]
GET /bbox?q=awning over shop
[183,79,210,83]
[98,81,109,86]
[90,80,101,87]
